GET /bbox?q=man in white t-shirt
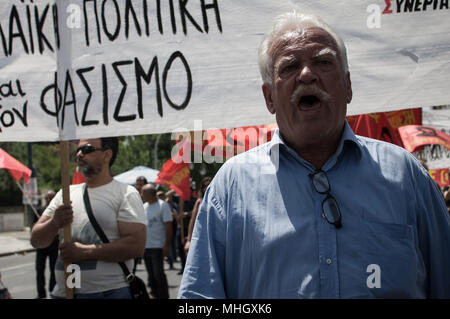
[142,184,173,299]
[30,137,146,299]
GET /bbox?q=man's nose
[296,65,318,84]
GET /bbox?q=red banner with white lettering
[398,125,450,153]
[429,168,450,188]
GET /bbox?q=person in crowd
[156,189,177,270]
[176,186,197,275]
[178,11,450,298]
[142,184,173,299]
[443,186,450,214]
[31,137,146,299]
[33,190,58,299]
[132,176,148,274]
[164,190,179,270]
[135,176,148,200]
[157,191,166,201]
[184,177,212,254]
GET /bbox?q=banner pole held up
[60,141,73,299]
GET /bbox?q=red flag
[205,124,278,158]
[176,125,278,163]
[347,108,422,146]
[71,166,86,185]
[155,139,191,201]
[429,168,450,188]
[398,125,450,153]
[0,148,32,184]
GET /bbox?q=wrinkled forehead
[270,25,339,60]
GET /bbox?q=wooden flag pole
[60,141,73,299]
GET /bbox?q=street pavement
[0,230,183,299]
[0,229,35,257]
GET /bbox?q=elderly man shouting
[178,11,450,299]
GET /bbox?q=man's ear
[103,149,113,166]
[345,72,353,104]
[262,83,276,114]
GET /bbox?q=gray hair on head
[258,11,349,85]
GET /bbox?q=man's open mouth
[298,95,321,110]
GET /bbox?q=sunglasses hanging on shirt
[309,169,342,229]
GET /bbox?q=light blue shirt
[144,199,173,249]
[178,121,450,299]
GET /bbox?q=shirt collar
[268,120,363,168]
[336,120,363,158]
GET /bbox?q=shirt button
[326,258,332,265]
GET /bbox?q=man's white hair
[258,11,349,84]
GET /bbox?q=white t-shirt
[43,180,146,297]
[144,199,173,249]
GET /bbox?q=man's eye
[317,59,333,66]
[279,63,297,74]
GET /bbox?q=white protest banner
[0,0,449,142]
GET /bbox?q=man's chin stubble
[78,166,100,178]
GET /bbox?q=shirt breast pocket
[358,219,418,298]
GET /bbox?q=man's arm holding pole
[30,206,72,248]
[30,141,74,298]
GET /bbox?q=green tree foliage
[0,169,21,205]
[114,133,223,194]
[33,142,77,192]
[148,133,177,170]
[112,135,151,176]
[112,133,175,175]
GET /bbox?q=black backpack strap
[82,184,135,283]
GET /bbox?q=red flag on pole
[155,139,191,201]
[0,148,32,184]
[154,159,190,201]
